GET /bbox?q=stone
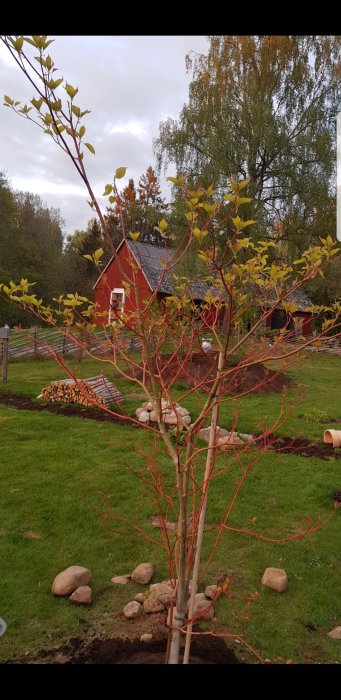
[177,407,190,417]
[123,601,143,619]
[51,565,91,596]
[134,592,146,603]
[261,567,288,593]
[187,592,206,610]
[182,414,191,425]
[205,584,221,600]
[149,410,158,422]
[140,633,153,642]
[131,562,154,585]
[164,413,179,425]
[192,598,214,620]
[149,582,174,607]
[327,626,341,640]
[111,575,130,585]
[135,407,144,418]
[143,592,165,613]
[69,585,92,605]
[138,411,150,423]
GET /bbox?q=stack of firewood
[38,375,123,407]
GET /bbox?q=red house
[93,240,208,324]
[94,240,313,335]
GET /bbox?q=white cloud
[0,35,208,235]
[105,120,149,140]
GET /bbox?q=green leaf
[167,175,185,186]
[12,36,24,52]
[115,167,127,179]
[238,178,251,190]
[79,125,85,138]
[103,184,113,196]
[129,231,140,241]
[65,83,78,99]
[193,227,208,242]
[4,95,14,106]
[85,142,95,155]
[50,99,62,111]
[109,196,116,204]
[72,105,81,118]
[83,254,93,261]
[158,218,168,232]
[94,248,104,262]
[31,96,44,110]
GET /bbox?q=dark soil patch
[264,435,341,460]
[18,634,241,665]
[0,390,134,427]
[133,351,292,395]
[1,391,339,461]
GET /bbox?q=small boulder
[192,598,214,620]
[123,601,143,619]
[69,585,92,605]
[187,592,206,610]
[111,575,130,585]
[143,592,165,613]
[149,582,174,607]
[261,567,288,593]
[138,411,150,423]
[205,585,221,600]
[131,562,154,585]
[327,626,341,640]
[51,565,91,596]
[140,633,153,642]
[164,413,178,425]
[134,592,147,603]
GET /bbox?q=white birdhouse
[201,339,212,353]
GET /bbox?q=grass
[0,352,340,663]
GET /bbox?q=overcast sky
[0,35,209,236]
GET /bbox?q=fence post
[1,326,10,382]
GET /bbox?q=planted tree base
[6,634,241,665]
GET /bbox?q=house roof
[259,287,313,312]
[127,241,209,298]
[93,240,209,299]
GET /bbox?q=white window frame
[109,287,125,322]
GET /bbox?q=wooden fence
[0,327,142,361]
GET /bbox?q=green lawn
[0,353,340,664]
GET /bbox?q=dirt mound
[135,351,292,395]
[15,634,240,665]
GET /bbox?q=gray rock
[131,562,154,585]
[261,567,288,592]
[123,601,143,619]
[69,585,92,605]
[205,584,221,600]
[327,626,341,639]
[111,575,130,585]
[140,633,153,642]
[51,566,91,596]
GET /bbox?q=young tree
[1,36,340,665]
